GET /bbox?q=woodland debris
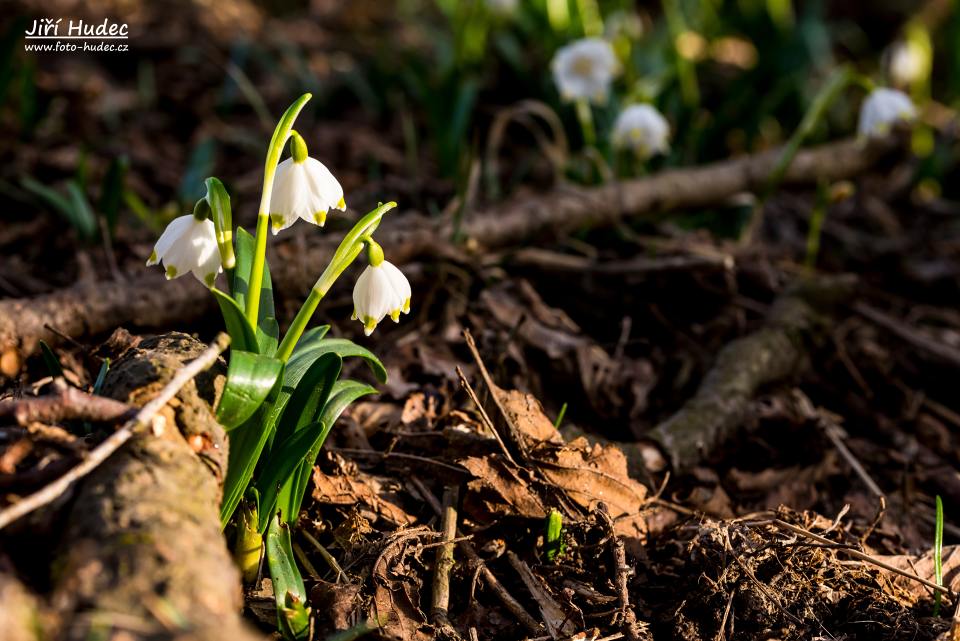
[641,275,857,474]
[0,136,902,365]
[43,333,260,641]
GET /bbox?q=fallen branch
[0,332,229,531]
[0,136,902,365]
[640,275,857,473]
[0,378,134,426]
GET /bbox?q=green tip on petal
[363,317,377,336]
[204,272,217,288]
[165,265,178,279]
[270,213,284,233]
[146,250,157,265]
[336,196,346,211]
[313,210,327,226]
[390,309,400,322]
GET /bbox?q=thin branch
[0,333,230,531]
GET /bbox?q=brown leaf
[876,545,960,605]
[313,467,416,527]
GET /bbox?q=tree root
[45,333,262,641]
[0,136,900,368]
[638,276,858,474]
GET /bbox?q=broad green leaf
[221,398,278,527]
[204,177,236,271]
[280,379,378,524]
[256,422,324,530]
[258,316,280,357]
[289,337,387,384]
[38,340,64,379]
[265,514,309,641]
[291,324,330,356]
[231,226,275,336]
[257,354,341,531]
[212,288,258,353]
[99,156,128,236]
[216,351,284,430]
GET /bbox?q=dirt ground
[2,1,960,640]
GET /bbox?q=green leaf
[217,351,284,430]
[289,337,387,384]
[212,288,259,353]
[280,379,377,524]
[99,156,128,236]
[38,340,65,379]
[204,177,235,270]
[257,354,341,530]
[231,226,276,353]
[291,325,330,354]
[92,358,110,395]
[221,411,269,526]
[21,177,98,242]
[65,182,99,242]
[265,514,310,641]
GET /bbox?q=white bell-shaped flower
[551,38,620,104]
[858,88,917,138]
[887,40,928,88]
[269,133,346,235]
[611,104,671,159]
[352,258,411,336]
[146,214,221,287]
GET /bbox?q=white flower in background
[269,134,346,235]
[887,40,928,87]
[858,88,917,138]
[485,0,518,16]
[611,104,671,159]
[551,38,620,104]
[146,214,221,287]
[352,259,411,336]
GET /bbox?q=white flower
[887,40,928,87]
[611,104,671,159]
[269,157,346,235]
[551,38,620,104]
[146,214,221,287]
[352,261,411,336]
[485,0,518,15]
[858,87,917,138]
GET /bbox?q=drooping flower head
[269,132,346,235]
[887,40,928,88]
[551,38,620,104]
[146,203,221,287]
[611,104,671,159]
[352,241,411,336]
[858,88,917,138]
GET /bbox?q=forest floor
[2,2,960,640]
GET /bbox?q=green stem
[575,99,595,148]
[274,202,397,362]
[246,93,313,327]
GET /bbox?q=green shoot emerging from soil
[935,495,944,617]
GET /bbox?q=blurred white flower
[352,261,411,336]
[887,40,928,87]
[551,38,620,104]
[858,88,917,138]
[269,157,346,235]
[611,104,671,159]
[485,0,518,16]
[146,214,221,287]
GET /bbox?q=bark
[0,572,42,641]
[0,136,901,366]
[48,333,262,641]
[641,276,858,474]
